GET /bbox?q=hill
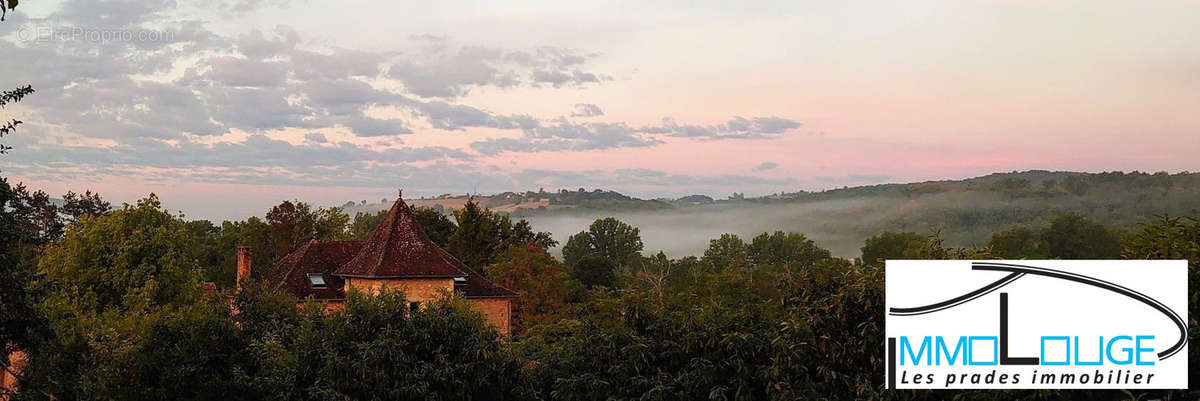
[340,170,1200,258]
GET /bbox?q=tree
[1040,213,1121,259]
[0,181,47,376]
[506,219,558,251]
[264,200,350,257]
[216,216,273,283]
[447,199,554,272]
[20,195,211,398]
[1062,175,1091,196]
[859,231,926,267]
[447,200,510,270]
[561,217,643,268]
[987,226,1047,259]
[561,231,592,267]
[312,206,350,241]
[36,194,202,313]
[485,245,571,335]
[701,233,749,270]
[60,190,111,225]
[0,81,48,376]
[1,85,34,154]
[572,254,616,288]
[244,291,529,400]
[349,210,387,240]
[1123,215,1200,392]
[265,200,316,257]
[411,206,457,246]
[747,231,831,268]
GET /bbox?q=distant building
[245,197,516,335]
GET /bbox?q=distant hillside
[340,189,673,216]
[338,170,1200,258]
[520,170,1200,257]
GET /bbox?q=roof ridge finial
[397,188,403,199]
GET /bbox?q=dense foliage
[2,175,1199,400]
[447,199,557,273]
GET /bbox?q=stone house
[247,196,516,335]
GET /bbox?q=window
[453,276,467,295]
[409,301,420,312]
[307,273,326,289]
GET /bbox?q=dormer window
[308,273,327,289]
[453,276,468,295]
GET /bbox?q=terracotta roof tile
[267,240,364,300]
[334,198,470,278]
[267,197,515,300]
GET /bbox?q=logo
[885,260,1187,389]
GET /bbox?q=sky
[1,0,1198,220]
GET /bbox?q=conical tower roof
[334,197,469,278]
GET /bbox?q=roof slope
[267,197,516,299]
[267,240,364,300]
[334,198,471,278]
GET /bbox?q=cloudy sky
[1,0,1198,219]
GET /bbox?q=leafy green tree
[1061,175,1090,196]
[265,200,318,257]
[518,271,780,400]
[216,216,273,283]
[19,195,212,399]
[1040,213,1121,259]
[747,231,831,268]
[987,226,1047,258]
[561,217,643,268]
[0,180,47,373]
[506,219,557,251]
[447,199,554,272]
[35,194,202,314]
[859,231,926,267]
[769,258,884,399]
[349,210,386,240]
[561,231,592,267]
[60,190,111,225]
[184,219,227,284]
[412,206,458,246]
[701,233,749,269]
[485,245,572,335]
[246,290,530,400]
[265,201,350,257]
[448,200,511,270]
[572,254,616,289]
[312,206,350,241]
[1122,215,1200,391]
[0,83,49,373]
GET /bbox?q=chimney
[236,246,252,291]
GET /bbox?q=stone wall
[344,277,454,302]
[468,298,512,337]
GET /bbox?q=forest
[2,171,1199,400]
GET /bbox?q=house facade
[247,197,516,335]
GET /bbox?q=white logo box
[885,260,1187,389]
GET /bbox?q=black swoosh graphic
[889,272,1025,316]
[973,262,1187,360]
